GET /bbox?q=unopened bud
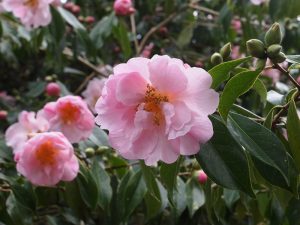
[271,52,286,64]
[246,39,266,59]
[0,110,7,120]
[211,53,223,66]
[95,146,111,155]
[267,44,282,59]
[193,170,208,185]
[264,23,282,47]
[220,42,232,59]
[45,82,61,97]
[85,148,95,157]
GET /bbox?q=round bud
[85,16,96,24]
[220,42,232,59]
[246,39,266,59]
[78,16,85,22]
[95,146,111,155]
[71,5,81,14]
[267,44,282,59]
[0,110,7,120]
[264,23,282,47]
[85,148,95,158]
[194,170,208,185]
[63,2,74,10]
[271,52,286,64]
[211,53,223,66]
[158,27,168,36]
[46,82,61,97]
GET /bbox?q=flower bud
[71,5,81,14]
[85,16,96,24]
[271,52,286,64]
[96,146,111,154]
[114,0,135,16]
[46,82,61,97]
[246,39,266,59]
[255,59,267,71]
[266,44,282,59]
[0,110,7,120]
[220,42,232,59]
[211,53,223,66]
[264,23,282,47]
[194,170,208,184]
[85,148,95,157]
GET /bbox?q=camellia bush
[1,0,300,224]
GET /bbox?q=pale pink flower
[250,0,265,5]
[141,43,154,58]
[40,95,95,143]
[95,55,219,165]
[231,17,242,34]
[2,0,53,28]
[113,0,135,16]
[82,78,107,113]
[5,111,49,159]
[0,91,15,105]
[16,132,79,186]
[231,45,245,59]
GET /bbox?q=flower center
[143,84,169,125]
[59,102,80,124]
[24,0,39,8]
[35,140,58,166]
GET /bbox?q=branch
[130,14,139,55]
[273,63,300,90]
[188,3,219,16]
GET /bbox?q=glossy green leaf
[196,116,254,196]
[219,70,261,121]
[228,113,290,184]
[57,7,85,30]
[160,158,182,203]
[64,180,85,219]
[11,183,36,211]
[91,160,112,211]
[185,178,205,217]
[177,22,195,48]
[49,7,66,43]
[252,78,267,104]
[113,20,132,59]
[287,99,300,170]
[123,170,147,220]
[208,57,252,89]
[171,177,187,218]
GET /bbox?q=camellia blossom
[2,0,54,28]
[16,132,79,186]
[95,55,219,165]
[82,78,107,113]
[5,111,49,159]
[113,0,135,16]
[250,0,266,5]
[40,95,94,143]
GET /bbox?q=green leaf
[91,160,112,211]
[11,183,36,211]
[64,180,85,219]
[77,165,99,209]
[185,178,205,217]
[263,105,281,129]
[287,99,300,170]
[223,189,240,209]
[252,78,267,105]
[57,7,85,31]
[26,81,46,98]
[219,70,261,121]
[286,55,300,64]
[227,113,291,185]
[113,20,132,59]
[90,13,118,49]
[141,162,167,220]
[209,57,252,89]
[196,116,254,196]
[171,177,187,218]
[49,7,66,43]
[160,158,182,203]
[177,22,195,48]
[123,170,147,220]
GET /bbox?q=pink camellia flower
[95,55,219,165]
[2,0,54,29]
[16,132,79,186]
[82,78,106,113]
[250,0,265,5]
[40,95,95,143]
[5,111,49,159]
[113,0,135,16]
